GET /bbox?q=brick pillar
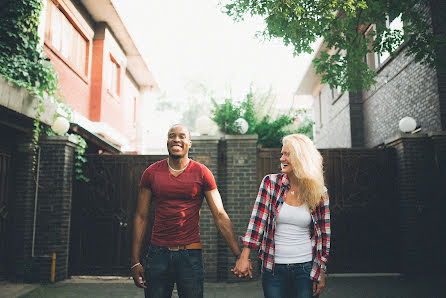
[35,136,77,281]
[429,132,446,271]
[219,135,259,282]
[12,137,38,281]
[189,136,220,281]
[385,133,436,274]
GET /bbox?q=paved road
[3,275,444,298]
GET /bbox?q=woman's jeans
[144,245,204,298]
[262,261,316,298]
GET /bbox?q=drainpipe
[31,146,41,258]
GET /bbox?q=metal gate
[69,155,164,276]
[0,149,12,279]
[257,147,398,273]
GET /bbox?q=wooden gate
[69,155,164,276]
[257,147,398,273]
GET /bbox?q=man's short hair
[168,124,191,139]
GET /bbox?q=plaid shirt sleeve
[242,175,271,249]
[320,191,331,264]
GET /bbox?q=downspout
[31,146,41,258]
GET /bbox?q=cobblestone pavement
[2,274,443,298]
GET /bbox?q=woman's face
[280,146,293,175]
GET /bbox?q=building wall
[362,47,442,147]
[43,0,95,118]
[313,84,352,148]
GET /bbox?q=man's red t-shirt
[139,159,217,246]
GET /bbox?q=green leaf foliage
[222,0,445,92]
[0,0,88,181]
[210,90,314,147]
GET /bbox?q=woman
[233,134,330,298]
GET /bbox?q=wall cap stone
[428,131,446,137]
[222,134,258,141]
[191,136,220,143]
[39,135,80,148]
[0,76,57,126]
[385,133,429,146]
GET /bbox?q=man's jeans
[261,261,316,298]
[144,245,204,298]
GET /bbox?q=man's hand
[131,264,147,288]
[313,270,325,296]
[231,257,253,278]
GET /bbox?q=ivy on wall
[0,0,88,181]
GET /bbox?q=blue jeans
[262,261,316,298]
[144,245,204,298]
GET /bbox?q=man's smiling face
[167,125,191,158]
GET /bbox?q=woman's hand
[231,247,253,278]
[232,256,253,278]
[131,264,147,288]
[313,270,325,296]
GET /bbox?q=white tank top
[274,202,313,264]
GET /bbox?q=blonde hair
[282,134,325,210]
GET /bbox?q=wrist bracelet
[130,262,141,270]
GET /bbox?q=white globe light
[51,116,70,135]
[195,116,213,135]
[235,118,249,134]
[399,117,417,133]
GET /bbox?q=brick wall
[11,137,38,281]
[36,136,77,281]
[190,135,259,281]
[385,133,442,273]
[431,0,446,130]
[11,136,77,282]
[189,136,220,281]
[313,84,352,148]
[363,47,442,147]
[219,135,259,282]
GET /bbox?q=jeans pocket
[302,261,313,275]
[185,250,203,271]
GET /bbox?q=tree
[222,0,445,92]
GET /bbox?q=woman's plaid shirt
[242,173,331,282]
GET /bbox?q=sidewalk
[3,274,444,298]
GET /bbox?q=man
[131,124,251,298]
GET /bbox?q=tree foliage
[222,0,445,92]
[210,90,314,147]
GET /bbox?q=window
[44,1,88,75]
[108,56,120,96]
[365,14,404,70]
[331,85,343,103]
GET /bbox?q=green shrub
[210,90,314,147]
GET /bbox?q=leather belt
[167,242,202,251]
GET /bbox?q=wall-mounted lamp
[51,116,70,135]
[195,116,214,135]
[399,116,417,133]
[235,118,249,134]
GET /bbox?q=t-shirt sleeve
[202,165,217,191]
[139,165,153,189]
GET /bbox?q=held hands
[131,263,147,288]
[231,256,253,278]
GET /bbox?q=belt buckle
[168,246,180,251]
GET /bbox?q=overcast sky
[113,0,315,104]
[112,0,317,152]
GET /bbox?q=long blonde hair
[282,134,325,210]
